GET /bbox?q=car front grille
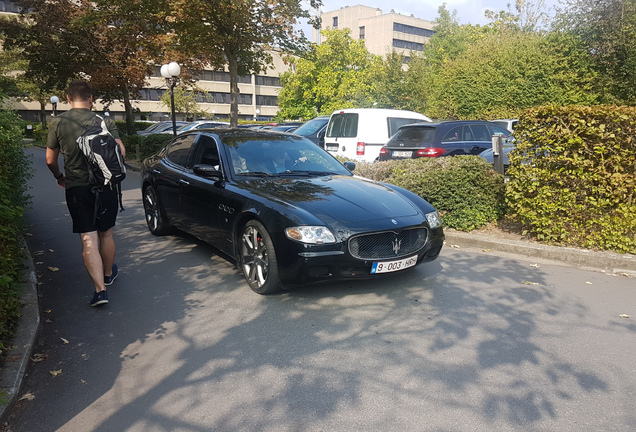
[348,228,429,260]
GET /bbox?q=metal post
[491,135,504,175]
[170,79,177,136]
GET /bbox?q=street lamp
[161,62,181,136]
[255,108,260,120]
[50,95,59,117]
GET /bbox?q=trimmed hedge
[121,133,172,161]
[350,156,507,231]
[0,109,32,351]
[506,105,636,253]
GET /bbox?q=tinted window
[192,135,220,169]
[387,117,426,137]
[442,126,464,142]
[469,124,491,141]
[389,127,436,146]
[166,135,196,167]
[294,117,329,136]
[326,113,358,138]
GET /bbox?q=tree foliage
[277,28,378,119]
[166,0,322,127]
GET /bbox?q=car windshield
[293,118,328,136]
[221,133,353,177]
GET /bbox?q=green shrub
[0,109,32,349]
[121,133,172,161]
[352,156,506,231]
[506,105,636,253]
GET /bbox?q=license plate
[392,151,412,158]
[327,145,338,152]
[371,255,418,274]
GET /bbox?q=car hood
[240,175,421,223]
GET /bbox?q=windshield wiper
[235,171,274,177]
[279,170,335,177]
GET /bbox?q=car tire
[142,185,174,236]
[239,220,281,295]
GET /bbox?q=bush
[506,105,636,253]
[351,156,507,231]
[121,133,172,161]
[0,109,32,350]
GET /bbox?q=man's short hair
[67,81,92,102]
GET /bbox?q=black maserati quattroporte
[141,129,444,294]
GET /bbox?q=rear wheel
[239,220,281,294]
[143,185,173,236]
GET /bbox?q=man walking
[46,80,126,307]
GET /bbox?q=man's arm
[116,138,126,158]
[46,147,65,187]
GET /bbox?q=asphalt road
[3,146,635,431]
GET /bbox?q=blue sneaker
[90,290,109,307]
[104,264,118,286]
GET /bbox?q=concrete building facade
[313,5,436,59]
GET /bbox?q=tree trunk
[123,88,136,136]
[228,54,239,128]
[40,102,47,129]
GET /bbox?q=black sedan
[141,129,445,294]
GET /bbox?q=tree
[167,0,322,127]
[277,28,378,119]
[160,87,209,121]
[554,0,636,105]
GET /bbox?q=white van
[324,108,431,162]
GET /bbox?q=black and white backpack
[76,114,126,218]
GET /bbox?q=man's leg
[98,228,116,278]
[80,231,106,293]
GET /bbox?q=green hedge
[121,133,172,161]
[350,156,507,231]
[0,110,32,351]
[506,105,636,253]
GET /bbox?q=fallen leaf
[30,353,47,362]
[33,250,44,256]
[585,281,592,285]
[81,379,87,384]
[19,393,35,402]
[61,338,69,344]
[43,309,52,314]
[482,249,492,252]
[49,249,55,253]
[81,353,89,360]
[45,319,52,323]
[620,273,629,277]
[36,261,44,265]
[521,281,539,285]
[619,314,630,319]
[49,369,62,377]
[530,264,540,268]
[47,267,59,272]
[24,232,33,237]
[450,244,460,249]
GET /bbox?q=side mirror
[318,129,325,139]
[344,161,356,172]
[193,164,222,179]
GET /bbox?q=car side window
[442,126,462,142]
[469,124,491,141]
[166,135,197,167]
[191,135,220,170]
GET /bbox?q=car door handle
[180,179,190,186]
[153,169,161,174]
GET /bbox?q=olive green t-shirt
[46,109,121,188]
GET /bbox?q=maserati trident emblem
[392,237,402,255]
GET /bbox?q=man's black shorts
[66,186,118,233]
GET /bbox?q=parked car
[137,121,189,136]
[171,120,230,135]
[490,119,519,132]
[270,123,302,133]
[292,115,330,147]
[141,129,445,294]
[324,108,432,162]
[378,120,511,161]
[479,144,514,172]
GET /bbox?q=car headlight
[285,226,336,244]
[426,211,442,229]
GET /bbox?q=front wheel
[239,220,281,294]
[142,185,174,236]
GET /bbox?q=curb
[0,239,40,419]
[444,229,636,276]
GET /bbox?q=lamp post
[50,95,59,117]
[160,62,181,136]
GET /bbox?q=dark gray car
[292,115,330,148]
[379,120,511,161]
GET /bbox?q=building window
[256,95,279,106]
[0,1,21,12]
[393,39,424,52]
[393,22,435,38]
[332,16,338,28]
[255,75,281,87]
[359,26,365,40]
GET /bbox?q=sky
[299,0,562,36]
